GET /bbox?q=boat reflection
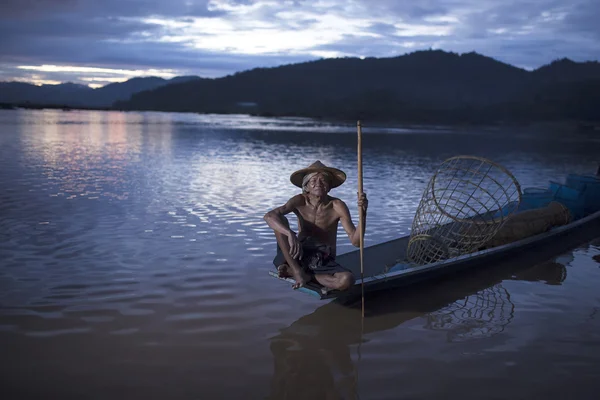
[267,258,567,400]
[426,261,567,342]
[425,283,515,343]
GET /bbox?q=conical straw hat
[290,160,346,189]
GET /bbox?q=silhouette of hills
[0,76,201,108]
[2,50,599,123]
[534,58,600,83]
[115,50,600,123]
[0,81,92,106]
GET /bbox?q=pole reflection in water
[267,258,568,400]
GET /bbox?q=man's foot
[291,269,311,290]
[278,263,310,289]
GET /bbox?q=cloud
[0,0,599,86]
[0,0,221,19]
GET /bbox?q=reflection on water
[426,261,568,343]
[18,111,162,203]
[1,109,600,399]
[267,250,599,400]
[426,284,516,343]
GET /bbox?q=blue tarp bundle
[517,174,600,220]
[566,174,600,216]
[520,187,555,211]
[548,181,586,220]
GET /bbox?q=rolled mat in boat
[482,201,571,249]
[491,200,519,219]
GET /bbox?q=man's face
[306,173,331,196]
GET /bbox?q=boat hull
[270,210,600,300]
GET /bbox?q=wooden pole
[357,120,365,318]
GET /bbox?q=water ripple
[1,109,600,399]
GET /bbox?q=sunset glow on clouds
[0,0,599,87]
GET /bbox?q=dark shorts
[273,237,352,275]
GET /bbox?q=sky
[0,0,599,88]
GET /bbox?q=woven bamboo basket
[407,156,522,265]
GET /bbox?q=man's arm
[263,194,304,237]
[264,194,305,259]
[336,193,368,247]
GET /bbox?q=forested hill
[0,76,201,108]
[115,50,600,124]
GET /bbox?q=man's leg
[314,272,355,291]
[273,219,311,289]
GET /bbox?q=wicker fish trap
[407,156,522,265]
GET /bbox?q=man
[264,161,368,291]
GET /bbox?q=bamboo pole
[357,120,365,318]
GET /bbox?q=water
[1,109,600,399]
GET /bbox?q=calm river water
[1,109,600,399]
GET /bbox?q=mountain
[0,81,93,105]
[4,50,600,123]
[168,76,203,85]
[116,51,521,115]
[533,58,600,84]
[0,75,201,108]
[88,76,201,107]
[115,50,600,123]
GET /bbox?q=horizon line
[2,48,599,89]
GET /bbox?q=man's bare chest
[295,204,339,229]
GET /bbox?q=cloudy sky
[1,0,599,88]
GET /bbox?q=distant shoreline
[2,102,599,131]
[0,102,112,112]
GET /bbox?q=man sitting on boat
[264,161,368,291]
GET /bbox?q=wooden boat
[269,172,600,301]
[269,208,600,300]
